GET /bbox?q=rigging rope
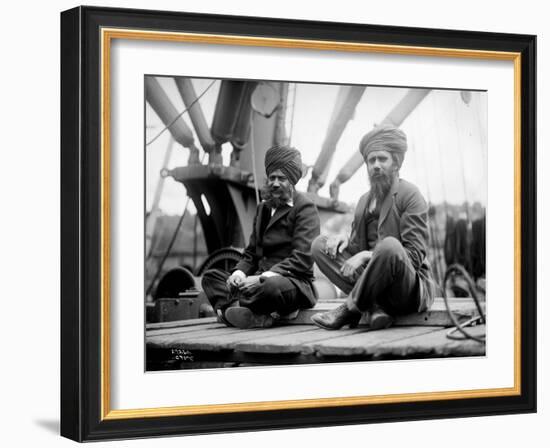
[145,153,207,297]
[452,96,473,227]
[288,83,297,145]
[146,79,217,147]
[413,138,443,287]
[431,93,450,217]
[249,111,261,205]
[442,263,486,343]
[473,94,488,177]
[414,100,445,287]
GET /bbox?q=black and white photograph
[144,76,487,371]
[54,3,538,442]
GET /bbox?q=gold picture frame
[61,5,536,441]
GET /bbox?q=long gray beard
[369,170,397,204]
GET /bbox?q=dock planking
[147,316,217,330]
[146,297,484,331]
[308,326,443,357]
[146,323,486,366]
[149,325,315,352]
[292,297,483,327]
[379,325,486,357]
[234,327,366,355]
[150,325,248,347]
[145,297,486,368]
[147,321,222,337]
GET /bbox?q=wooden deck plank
[148,325,245,343]
[145,298,483,329]
[145,297,486,363]
[377,325,486,357]
[147,325,314,352]
[146,316,217,331]
[234,328,367,355]
[147,322,224,337]
[147,326,252,349]
[291,297,483,327]
[308,326,442,357]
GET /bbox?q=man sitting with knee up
[202,145,321,329]
[311,125,436,331]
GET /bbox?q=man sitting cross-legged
[201,145,321,329]
[311,125,436,331]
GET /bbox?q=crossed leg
[311,235,420,318]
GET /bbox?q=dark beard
[261,183,293,208]
[369,169,396,204]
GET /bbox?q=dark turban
[264,145,303,185]
[359,125,407,168]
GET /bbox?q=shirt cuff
[232,270,246,279]
[260,271,280,278]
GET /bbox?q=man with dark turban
[310,125,436,330]
[202,145,321,329]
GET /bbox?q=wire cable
[442,263,486,343]
[414,99,445,288]
[452,96,473,227]
[249,111,260,204]
[146,79,217,147]
[145,153,207,297]
[288,83,297,145]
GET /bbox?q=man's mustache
[261,182,293,205]
[370,171,389,181]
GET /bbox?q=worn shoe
[311,303,362,330]
[368,306,394,330]
[224,306,274,329]
[271,309,300,322]
[216,309,233,327]
[216,302,240,327]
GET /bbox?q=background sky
[146,77,487,215]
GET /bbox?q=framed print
[60,5,536,442]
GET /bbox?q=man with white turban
[311,125,436,330]
[202,145,321,329]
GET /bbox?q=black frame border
[61,6,536,442]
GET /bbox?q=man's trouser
[201,269,309,315]
[311,235,420,315]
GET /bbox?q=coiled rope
[442,263,486,343]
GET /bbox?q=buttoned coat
[350,177,436,312]
[234,191,321,307]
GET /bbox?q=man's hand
[325,234,349,259]
[239,275,261,294]
[227,271,245,289]
[340,251,372,279]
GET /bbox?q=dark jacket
[234,191,321,307]
[349,177,436,312]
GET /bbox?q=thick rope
[442,263,486,343]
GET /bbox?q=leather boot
[368,306,394,330]
[225,306,274,329]
[311,303,362,330]
[216,309,232,327]
[216,301,240,327]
